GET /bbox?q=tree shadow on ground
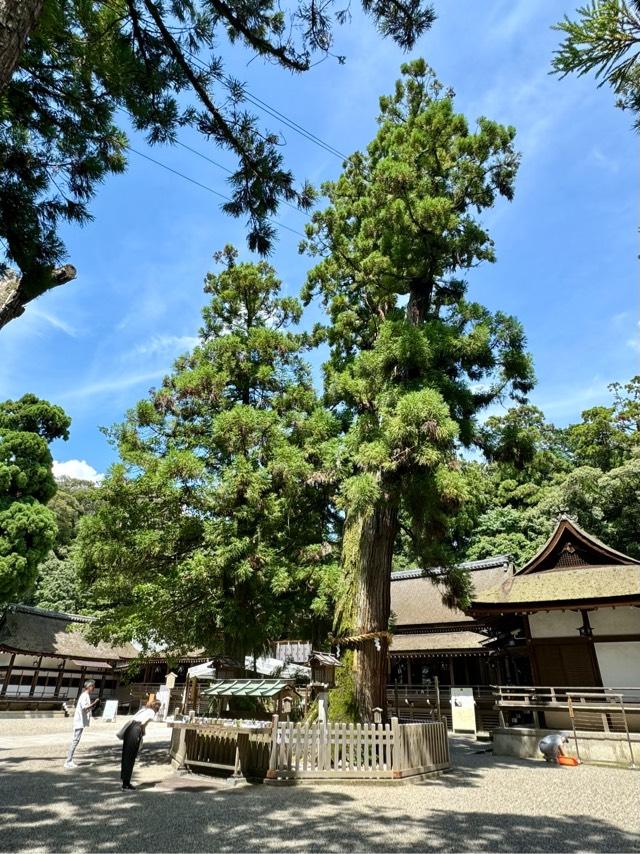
[2,743,639,853]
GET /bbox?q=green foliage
[461,378,640,565]
[303,60,534,612]
[30,550,87,613]
[1,0,434,298]
[552,1,640,130]
[327,651,359,723]
[0,394,70,603]
[76,249,339,656]
[26,476,97,613]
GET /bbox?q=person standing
[64,679,100,769]
[120,700,161,790]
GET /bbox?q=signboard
[157,685,170,720]
[102,700,118,722]
[450,687,476,734]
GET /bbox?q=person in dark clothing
[121,700,161,790]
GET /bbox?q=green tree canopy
[0,393,70,603]
[462,377,640,566]
[26,475,97,613]
[552,0,640,129]
[0,0,435,330]
[76,248,338,657]
[302,60,534,718]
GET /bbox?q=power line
[126,146,307,240]
[242,89,348,161]
[172,138,305,216]
[100,0,348,162]
[182,47,348,162]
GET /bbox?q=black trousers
[121,721,143,785]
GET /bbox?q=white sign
[157,685,170,720]
[450,687,476,734]
[102,700,119,722]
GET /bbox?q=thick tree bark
[0,265,77,332]
[0,0,44,92]
[344,500,398,722]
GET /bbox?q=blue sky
[1,0,637,479]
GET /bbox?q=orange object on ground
[558,756,580,766]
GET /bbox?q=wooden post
[267,714,280,778]
[28,656,42,697]
[233,732,249,779]
[170,725,188,769]
[54,658,66,699]
[434,676,441,723]
[391,716,402,778]
[0,652,15,696]
[77,667,87,699]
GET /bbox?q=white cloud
[53,459,103,483]
[487,1,539,43]
[627,322,640,353]
[131,334,199,358]
[60,370,164,402]
[28,306,78,337]
[533,377,612,421]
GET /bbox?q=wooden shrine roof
[469,518,640,614]
[390,629,488,656]
[516,514,640,575]
[0,604,139,661]
[390,556,511,628]
[469,564,640,614]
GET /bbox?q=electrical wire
[126,146,308,240]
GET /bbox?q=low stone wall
[493,727,639,767]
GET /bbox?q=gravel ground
[1,718,639,853]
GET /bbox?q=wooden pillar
[29,656,42,697]
[0,652,15,696]
[581,610,603,686]
[54,658,66,699]
[99,668,107,698]
[78,667,87,699]
[448,657,455,687]
[523,614,538,686]
[463,657,471,686]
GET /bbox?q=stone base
[493,727,639,767]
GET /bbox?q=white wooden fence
[169,717,450,782]
[267,718,449,781]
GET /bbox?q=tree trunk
[343,500,398,722]
[0,265,76,332]
[0,0,45,92]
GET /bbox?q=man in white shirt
[64,679,100,769]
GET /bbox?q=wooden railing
[493,685,640,733]
[386,683,499,731]
[169,717,450,782]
